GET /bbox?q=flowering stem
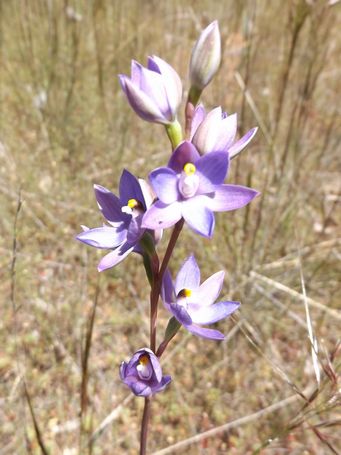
[140,396,151,455]
[165,119,183,150]
[150,218,184,352]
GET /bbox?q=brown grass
[1,1,340,454]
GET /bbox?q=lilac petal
[142,201,182,230]
[185,324,225,340]
[192,271,225,306]
[148,351,162,382]
[175,255,200,294]
[149,167,179,204]
[149,56,182,116]
[94,184,129,224]
[139,65,170,118]
[119,169,146,209]
[162,269,174,304]
[131,382,152,397]
[215,113,238,151]
[190,301,240,324]
[97,243,134,272]
[158,375,172,391]
[118,75,166,124]
[228,127,258,158]
[205,185,259,212]
[169,302,192,326]
[119,362,127,380]
[168,141,201,173]
[138,178,156,208]
[182,197,215,238]
[126,215,144,244]
[196,151,229,193]
[130,60,142,85]
[190,104,206,140]
[192,106,222,153]
[76,226,126,249]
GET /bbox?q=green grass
[1,1,340,453]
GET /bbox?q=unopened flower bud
[189,21,221,103]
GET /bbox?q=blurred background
[1,1,340,454]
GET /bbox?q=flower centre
[121,198,143,216]
[177,288,192,298]
[136,354,152,380]
[179,163,199,198]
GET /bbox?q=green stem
[165,119,183,150]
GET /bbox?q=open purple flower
[142,141,258,238]
[120,348,171,397]
[77,170,158,271]
[191,105,258,158]
[161,255,239,340]
[119,56,182,125]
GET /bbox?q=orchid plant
[77,20,259,454]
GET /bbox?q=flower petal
[196,151,229,193]
[97,243,134,272]
[118,75,166,124]
[139,65,170,119]
[94,184,128,224]
[175,255,200,294]
[182,197,215,238]
[119,169,146,209]
[228,127,258,158]
[185,324,225,340]
[148,350,162,382]
[168,141,201,173]
[191,270,225,306]
[169,302,192,326]
[149,167,179,204]
[149,56,182,117]
[190,104,206,140]
[131,381,152,397]
[190,301,240,324]
[130,60,142,85]
[215,113,237,151]
[142,201,182,230]
[126,215,144,244]
[205,185,259,212]
[192,106,222,153]
[76,226,126,249]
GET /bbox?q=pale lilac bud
[189,21,221,94]
[119,56,182,125]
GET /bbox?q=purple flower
[119,56,182,125]
[77,170,158,272]
[142,141,258,238]
[191,105,258,158]
[161,255,239,340]
[120,348,171,397]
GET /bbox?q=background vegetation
[1,0,340,453]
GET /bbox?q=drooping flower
[191,105,258,158]
[189,21,221,95]
[119,56,182,125]
[120,348,171,397]
[76,170,158,271]
[142,141,258,238]
[161,255,239,340]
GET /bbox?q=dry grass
[0,1,340,454]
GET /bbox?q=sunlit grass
[1,1,340,454]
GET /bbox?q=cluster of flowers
[77,21,258,398]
